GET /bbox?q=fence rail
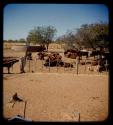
[25,58,109,75]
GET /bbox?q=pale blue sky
[3,4,109,40]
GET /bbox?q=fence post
[70,62,72,71]
[49,58,50,72]
[105,59,108,74]
[97,60,100,74]
[24,101,27,119]
[64,62,66,72]
[76,57,79,75]
[76,62,78,75]
[84,59,86,72]
[42,60,43,71]
[11,62,13,72]
[57,58,59,72]
[29,60,30,72]
[35,59,37,72]
[78,112,80,122]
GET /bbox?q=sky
[3,4,109,40]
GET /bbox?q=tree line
[56,22,108,50]
[4,22,109,51]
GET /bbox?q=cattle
[46,53,62,61]
[27,45,46,52]
[64,49,88,59]
[65,52,77,59]
[3,57,19,73]
[64,49,80,59]
[102,52,109,64]
[64,49,78,57]
[26,52,32,60]
[37,52,45,60]
[44,61,73,68]
[36,52,48,60]
[88,57,109,72]
[63,62,73,68]
[64,49,78,54]
[44,52,73,68]
[97,58,109,72]
[90,50,100,58]
[44,53,62,67]
[70,53,77,59]
[89,49,109,61]
[88,66,94,72]
[91,60,98,66]
[44,61,61,67]
[80,50,88,59]
[96,64,109,72]
[80,62,85,65]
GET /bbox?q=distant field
[3,42,64,49]
[3,42,25,49]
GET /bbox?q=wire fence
[25,58,109,75]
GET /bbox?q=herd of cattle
[64,49,109,60]
[36,48,109,72]
[3,48,109,74]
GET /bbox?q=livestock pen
[3,48,109,122]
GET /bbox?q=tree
[56,30,77,50]
[27,26,57,51]
[64,31,76,50]
[57,22,108,50]
[75,22,109,49]
[19,38,26,43]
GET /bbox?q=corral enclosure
[3,43,109,121]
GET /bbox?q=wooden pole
[49,58,50,72]
[29,60,30,72]
[57,58,58,72]
[105,60,108,74]
[11,62,13,72]
[78,112,80,122]
[70,62,71,71]
[24,101,27,119]
[84,59,86,72]
[35,59,37,72]
[97,60,100,74]
[76,58,79,75]
[76,62,78,75]
[64,62,66,72]
[42,60,43,71]
[32,59,35,73]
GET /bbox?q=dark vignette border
[1,0,113,124]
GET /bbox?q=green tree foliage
[63,31,76,50]
[19,38,26,43]
[27,26,57,51]
[75,22,109,49]
[57,22,108,50]
[56,30,76,50]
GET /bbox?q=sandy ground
[3,47,109,122]
[3,73,108,121]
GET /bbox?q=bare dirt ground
[3,44,109,122]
